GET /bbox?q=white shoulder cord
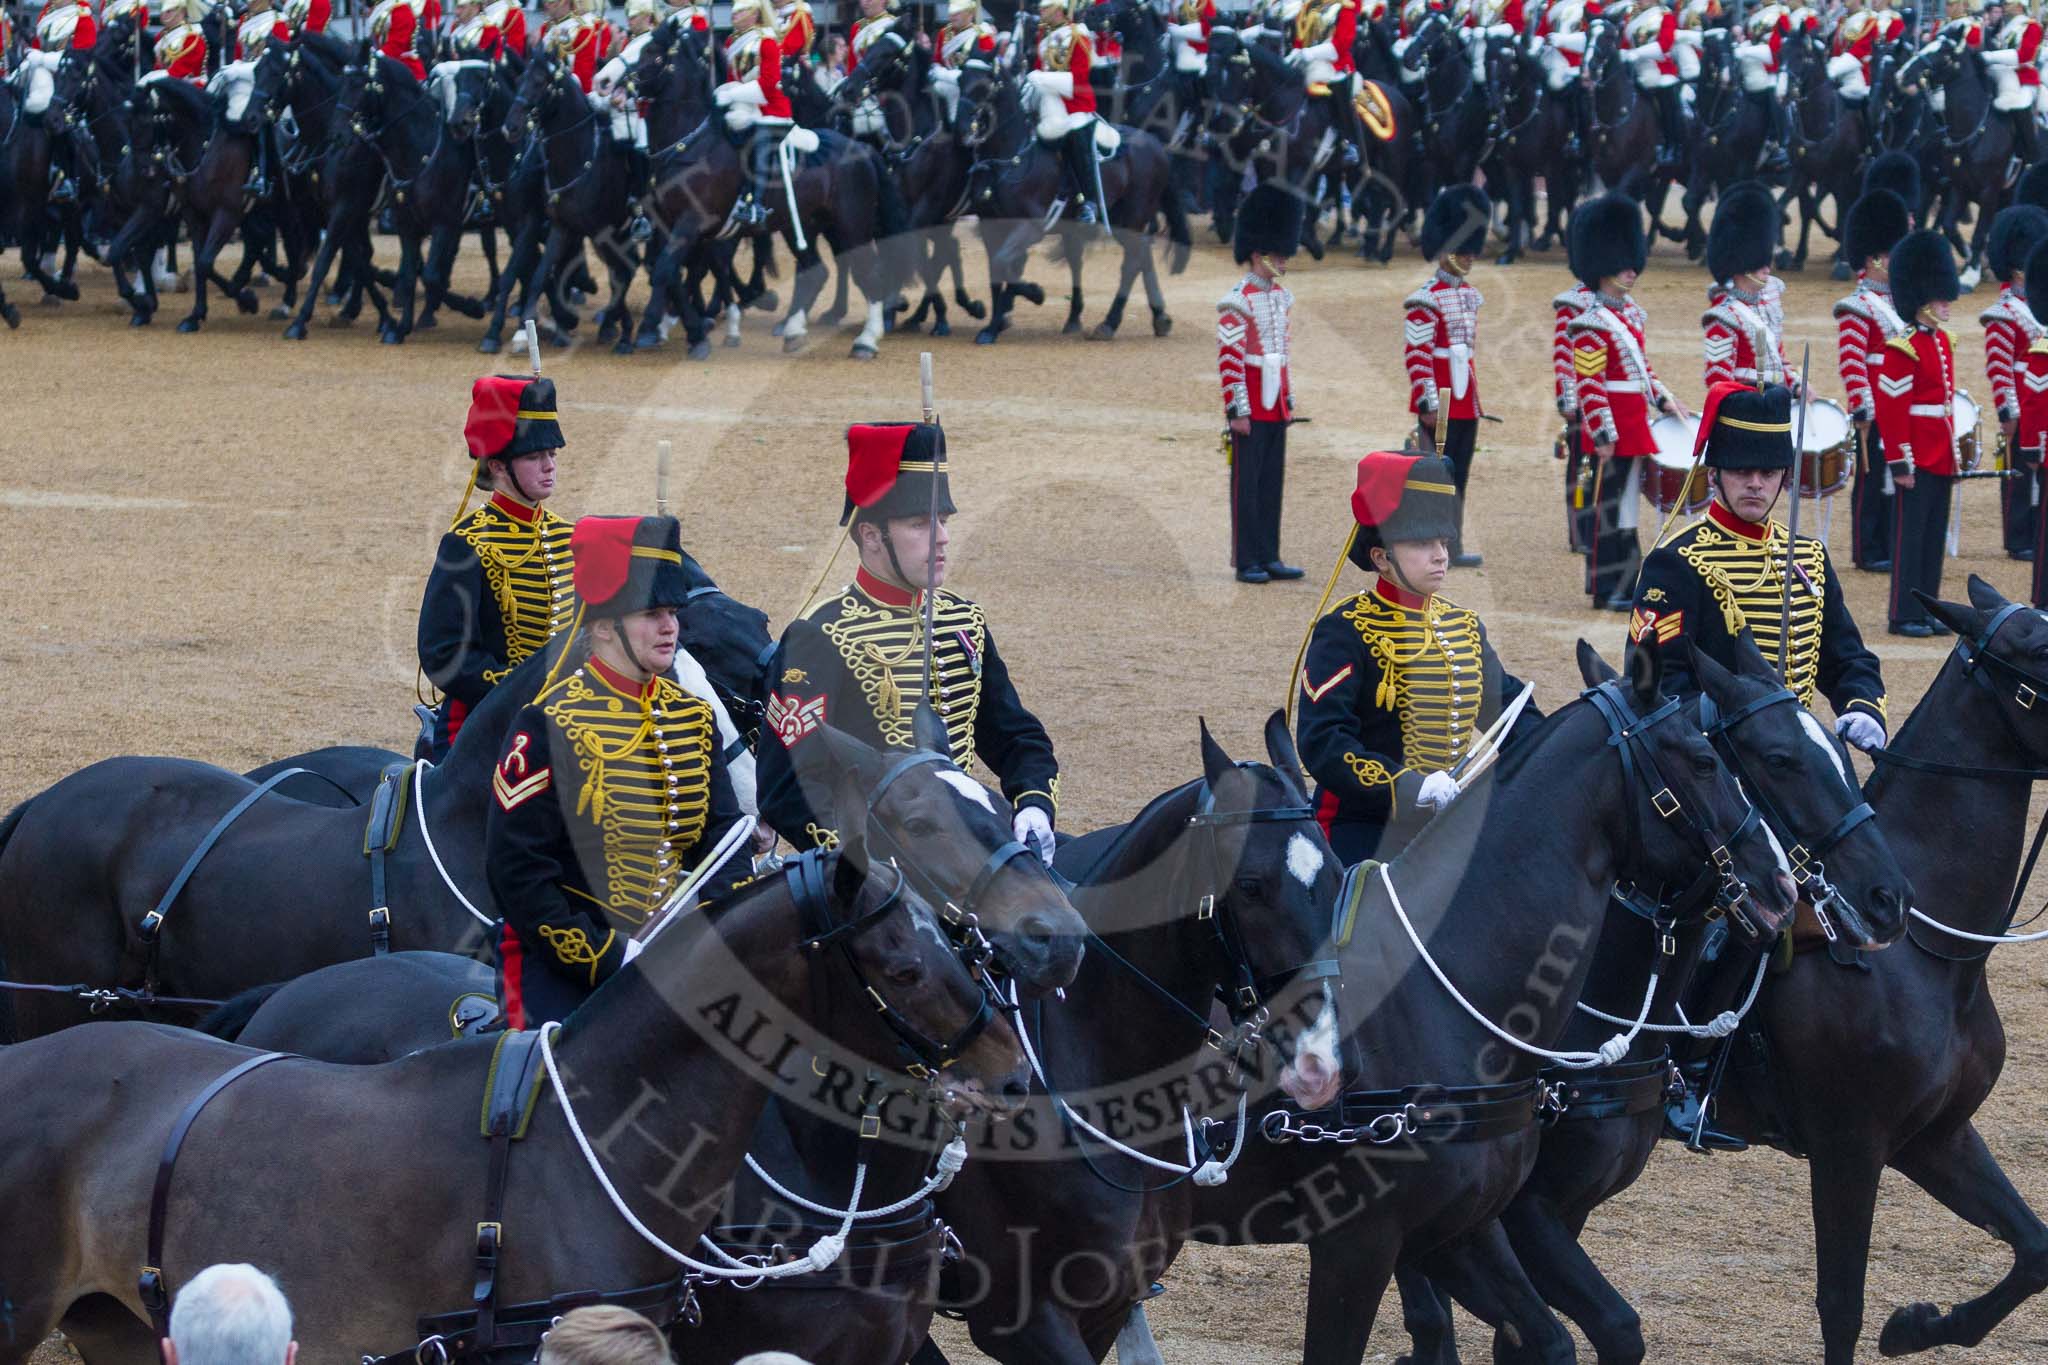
[412,760,497,930]
[1377,863,1652,1070]
[1011,983,1249,1186]
[1906,907,2048,944]
[537,1022,851,1278]
[1577,951,1768,1039]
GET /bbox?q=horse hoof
[478,335,500,354]
[931,320,950,338]
[850,343,877,360]
[1089,323,1116,341]
[548,329,572,349]
[284,321,308,340]
[130,311,151,328]
[771,319,787,338]
[1774,249,1798,271]
[1062,319,1082,335]
[176,318,201,333]
[751,290,780,313]
[1879,1302,1943,1357]
[3,304,21,329]
[1016,284,1046,307]
[688,341,711,360]
[48,281,80,302]
[963,302,986,320]
[612,337,635,357]
[900,317,924,335]
[1832,260,1853,282]
[269,305,290,321]
[597,321,617,345]
[235,290,259,314]
[975,328,999,346]
[1495,252,1516,267]
[783,334,806,355]
[723,334,742,348]
[416,314,438,331]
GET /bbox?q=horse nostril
[1002,1077,1030,1104]
[1018,913,1057,946]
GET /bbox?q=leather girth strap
[125,769,317,999]
[474,1030,550,1352]
[140,1051,295,1337]
[361,761,416,956]
[1537,1052,1679,1124]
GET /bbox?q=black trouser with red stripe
[1441,416,1479,554]
[1231,419,1287,570]
[1889,470,1954,628]
[2003,454,2039,557]
[1585,454,1641,606]
[1852,424,1894,569]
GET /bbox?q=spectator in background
[817,32,849,88]
[735,1356,814,1365]
[539,1307,674,1365]
[164,1264,296,1365]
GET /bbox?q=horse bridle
[786,849,997,1081]
[1698,684,1877,943]
[1583,678,1770,940]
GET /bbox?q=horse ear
[1263,709,1310,802]
[1727,626,1776,682]
[1576,639,1617,688]
[1688,640,1738,707]
[910,700,949,757]
[1627,635,1665,708]
[1916,589,1989,641]
[1199,717,1234,788]
[1967,573,2010,614]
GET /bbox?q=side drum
[1797,398,1853,498]
[1955,390,1983,471]
[1645,414,1709,514]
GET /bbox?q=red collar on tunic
[1372,576,1433,612]
[855,565,920,609]
[489,491,541,524]
[1707,499,1772,543]
[587,655,658,701]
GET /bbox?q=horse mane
[147,74,213,124]
[298,30,356,67]
[1480,695,1584,789]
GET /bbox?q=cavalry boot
[626,145,654,241]
[1655,85,1685,171]
[736,132,774,227]
[1662,1046,1750,1153]
[1065,126,1111,235]
[242,126,272,199]
[1758,97,1791,174]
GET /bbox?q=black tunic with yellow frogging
[755,569,1059,849]
[1295,580,1540,865]
[1631,503,1886,724]
[487,658,743,1027]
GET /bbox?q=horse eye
[1235,876,1264,899]
[1692,756,1718,778]
[1765,751,1796,770]
[905,816,940,838]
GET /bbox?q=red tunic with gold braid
[485,0,525,53]
[156,23,208,81]
[1874,327,1960,476]
[33,0,96,48]
[1403,271,1484,419]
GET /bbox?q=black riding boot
[1062,124,1110,234]
[1333,79,1365,167]
[1661,920,1757,1153]
[242,122,272,198]
[2015,110,2043,169]
[1757,92,1791,174]
[736,130,776,227]
[1565,80,1588,159]
[625,142,653,240]
[1654,84,1685,170]
[49,119,79,205]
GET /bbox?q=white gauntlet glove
[1013,807,1056,865]
[1836,711,1886,752]
[1416,771,1460,812]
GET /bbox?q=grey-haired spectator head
[538,1307,674,1365]
[733,1356,813,1365]
[164,1264,296,1365]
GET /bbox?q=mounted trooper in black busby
[486,514,746,1030]
[1640,383,1889,1153]
[416,375,576,762]
[1292,450,1542,866]
[1834,159,1917,574]
[1218,183,1304,582]
[755,422,1063,859]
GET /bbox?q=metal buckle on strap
[1197,893,1216,920]
[1651,788,1680,819]
[2021,684,2039,710]
[139,909,165,941]
[859,1112,882,1139]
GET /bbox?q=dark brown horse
[0,846,1029,1365]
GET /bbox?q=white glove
[623,936,646,964]
[1836,711,1886,752]
[1416,770,1460,812]
[1013,807,1056,865]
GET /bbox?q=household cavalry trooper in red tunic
[755,424,1062,860]
[1983,0,2045,162]
[417,375,576,762]
[1873,230,1963,637]
[2014,232,2048,607]
[1219,184,1305,585]
[1630,383,1888,1151]
[1294,451,1542,865]
[1702,181,1798,393]
[1028,0,1109,230]
[1566,194,1689,611]
[488,515,743,1029]
[717,0,798,228]
[1166,0,1217,122]
[1405,185,1492,567]
[1980,203,2048,561]
[1834,154,1917,573]
[25,0,95,203]
[930,0,997,124]
[1286,0,1365,163]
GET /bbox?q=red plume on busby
[1705,182,1778,285]
[1346,451,1460,570]
[1890,229,1961,324]
[570,515,694,619]
[841,423,955,525]
[463,375,565,462]
[1987,205,2048,284]
[1568,194,1648,289]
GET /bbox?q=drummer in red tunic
[1565,194,1688,611]
[2014,235,2048,608]
[1873,230,1963,638]
[1405,185,1492,567]
[1702,181,1797,393]
[1979,203,2048,562]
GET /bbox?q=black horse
[1348,10,1420,263]
[956,54,1188,344]
[1479,27,1577,264]
[1393,632,1916,1365]
[1203,26,1350,261]
[52,38,170,325]
[1894,21,2015,291]
[1662,28,1772,258]
[1399,10,1493,213]
[1178,641,1800,1365]
[1779,21,1866,278]
[8,47,88,304]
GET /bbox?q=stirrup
[629,212,653,242]
[49,173,77,204]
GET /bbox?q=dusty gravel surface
[6,205,2048,1364]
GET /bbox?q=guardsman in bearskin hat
[1632,384,1887,1149]
[1703,181,1797,393]
[2015,236,2048,607]
[486,516,743,1029]
[1980,203,2048,561]
[1554,254,1598,555]
[1834,154,1918,573]
[1874,229,1963,636]
[1293,451,1543,865]
[755,424,1062,860]
[1406,185,1492,567]
[1219,184,1305,584]
[417,376,576,761]
[1567,193,1688,610]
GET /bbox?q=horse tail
[194,982,285,1043]
[1161,166,1193,276]
[867,147,916,298]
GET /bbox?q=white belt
[1908,403,1950,417]
[1868,351,1889,362]
[1606,379,1644,393]
[1250,353,1287,410]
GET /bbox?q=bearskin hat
[1418,185,1493,261]
[2027,236,2048,310]
[1890,229,1961,323]
[1705,181,1778,285]
[1988,205,2048,283]
[1234,183,1304,264]
[1842,190,1912,271]
[1862,150,1921,210]
[2018,159,2048,213]
[1568,194,1648,289]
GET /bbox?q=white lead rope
[1010,983,1249,1186]
[742,1135,967,1222]
[1378,863,1652,1069]
[413,760,497,930]
[538,1022,852,1279]
[1576,952,1769,1039]
[1907,906,2048,944]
